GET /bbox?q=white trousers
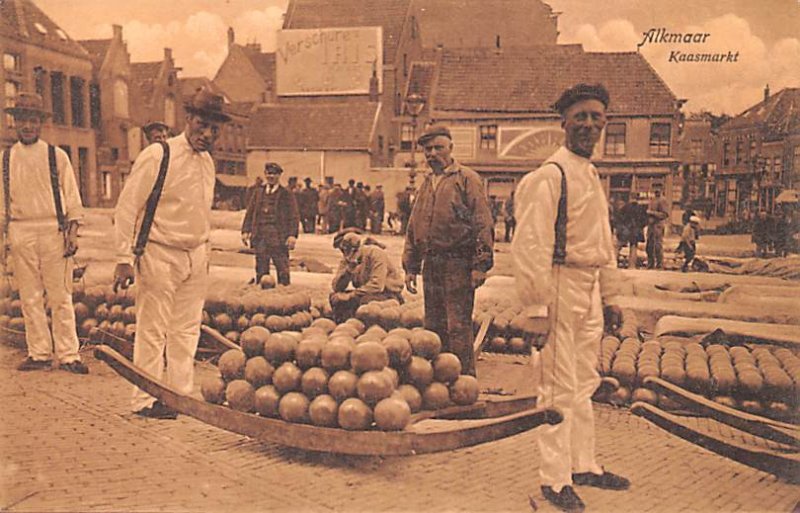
[9,220,80,363]
[537,266,604,491]
[131,242,208,411]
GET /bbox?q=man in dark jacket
[327,183,345,233]
[241,162,299,285]
[369,184,385,234]
[299,177,319,234]
[402,124,494,376]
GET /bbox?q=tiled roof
[0,0,89,59]
[79,39,111,67]
[725,88,800,137]
[180,76,226,99]
[283,0,411,63]
[248,102,379,150]
[241,47,276,84]
[432,46,677,115]
[413,0,558,49]
[131,61,163,107]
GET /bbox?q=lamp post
[405,93,426,185]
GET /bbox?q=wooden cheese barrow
[94,344,562,457]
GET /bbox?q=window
[723,141,730,166]
[479,124,498,151]
[377,135,384,154]
[34,67,46,97]
[735,139,743,165]
[69,76,85,127]
[164,96,176,127]
[59,145,71,161]
[690,138,702,158]
[604,123,626,156]
[773,156,782,181]
[101,171,112,200]
[400,123,414,151]
[113,79,129,118]
[111,148,119,161]
[4,80,19,108]
[649,123,671,156]
[403,53,408,77]
[749,139,756,160]
[51,72,66,124]
[90,83,101,128]
[3,53,20,73]
[794,146,800,174]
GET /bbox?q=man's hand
[241,232,251,248]
[603,304,624,333]
[470,270,487,289]
[404,273,417,294]
[113,263,135,293]
[63,222,79,257]
[286,236,297,251]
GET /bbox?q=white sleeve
[512,166,560,307]
[57,148,84,223]
[114,145,161,265]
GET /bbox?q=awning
[216,175,251,188]
[775,189,799,204]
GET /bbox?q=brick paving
[1,344,798,513]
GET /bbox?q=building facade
[675,113,718,219]
[1,0,98,205]
[715,87,800,220]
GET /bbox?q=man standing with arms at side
[645,186,669,269]
[369,184,385,234]
[513,84,629,512]
[1,92,87,374]
[241,163,299,286]
[113,88,231,419]
[403,125,494,376]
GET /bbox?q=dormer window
[34,22,48,35]
[56,29,68,41]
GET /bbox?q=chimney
[164,48,172,61]
[764,84,770,104]
[112,24,123,41]
[227,27,235,48]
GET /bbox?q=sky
[36,0,800,116]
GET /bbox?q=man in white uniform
[512,84,629,512]
[1,92,87,374]
[113,89,230,419]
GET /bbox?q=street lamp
[405,93,426,182]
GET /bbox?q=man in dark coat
[403,125,494,376]
[299,177,319,234]
[369,184,385,234]
[241,163,299,285]
[327,184,345,233]
[354,182,369,230]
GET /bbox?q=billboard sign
[276,27,383,96]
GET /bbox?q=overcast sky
[38,0,800,115]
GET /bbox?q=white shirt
[512,146,620,306]
[0,140,84,226]
[114,134,215,265]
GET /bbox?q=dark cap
[417,124,451,145]
[4,92,50,118]
[264,162,283,175]
[143,120,169,132]
[553,83,610,115]
[184,87,231,123]
[303,177,312,183]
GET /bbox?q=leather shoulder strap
[48,145,67,232]
[2,149,10,239]
[543,161,568,265]
[133,141,170,257]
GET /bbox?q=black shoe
[17,357,52,371]
[135,401,178,420]
[541,485,585,513]
[572,470,630,490]
[61,360,89,375]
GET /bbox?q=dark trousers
[301,215,316,234]
[422,254,476,376]
[681,243,696,272]
[254,238,290,285]
[504,219,516,242]
[646,223,664,269]
[370,212,383,234]
[330,290,402,324]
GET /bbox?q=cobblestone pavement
[1,344,798,513]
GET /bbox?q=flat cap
[264,162,283,175]
[332,227,365,249]
[553,83,610,115]
[417,124,451,145]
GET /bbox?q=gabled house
[213,28,276,105]
[130,48,183,140]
